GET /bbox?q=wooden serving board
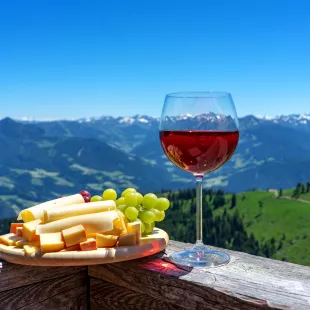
[0,228,168,266]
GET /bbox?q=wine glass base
[169,246,230,267]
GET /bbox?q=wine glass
[159,92,239,267]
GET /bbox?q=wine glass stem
[195,174,204,247]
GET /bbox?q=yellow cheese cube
[40,232,65,253]
[96,234,118,248]
[118,233,136,247]
[0,233,23,246]
[62,224,87,247]
[15,239,38,248]
[126,222,141,245]
[102,223,123,236]
[23,219,41,242]
[16,227,23,237]
[62,244,81,251]
[80,238,97,251]
[24,244,41,255]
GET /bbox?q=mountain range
[1,113,310,218]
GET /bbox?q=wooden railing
[1,241,310,309]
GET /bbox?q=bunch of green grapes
[89,188,170,235]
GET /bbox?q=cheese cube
[114,212,127,235]
[62,224,87,247]
[0,233,23,246]
[10,223,23,234]
[126,222,141,245]
[102,223,123,236]
[16,227,23,237]
[23,219,41,242]
[24,244,40,255]
[16,239,34,248]
[96,234,118,248]
[118,233,136,247]
[62,244,81,251]
[40,233,65,253]
[80,238,97,251]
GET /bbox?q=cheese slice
[43,200,116,223]
[80,238,97,251]
[126,222,141,245]
[0,233,23,246]
[118,233,136,246]
[62,225,87,247]
[18,194,85,222]
[62,244,81,251]
[36,211,119,235]
[10,223,23,234]
[16,227,23,237]
[101,221,123,236]
[96,234,118,248]
[40,232,65,253]
[23,219,42,242]
[15,239,39,248]
[24,244,40,255]
[114,211,127,235]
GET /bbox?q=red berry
[83,196,91,203]
[80,190,91,198]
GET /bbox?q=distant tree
[279,188,283,197]
[301,184,305,194]
[230,193,237,209]
[306,182,310,193]
[292,182,302,198]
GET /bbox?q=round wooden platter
[0,228,168,266]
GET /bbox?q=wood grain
[0,271,87,309]
[0,228,168,266]
[19,286,87,310]
[90,277,180,310]
[0,260,86,292]
[89,240,310,310]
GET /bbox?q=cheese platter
[0,188,170,266]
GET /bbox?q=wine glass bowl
[159,92,239,267]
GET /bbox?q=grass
[214,191,310,266]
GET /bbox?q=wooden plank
[89,240,310,310]
[19,286,87,310]
[90,277,180,310]
[0,270,87,309]
[0,260,86,292]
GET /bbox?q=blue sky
[1,0,310,119]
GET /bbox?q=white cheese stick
[36,210,119,235]
[17,194,85,222]
[43,200,116,223]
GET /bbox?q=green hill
[214,191,310,266]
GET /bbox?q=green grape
[116,197,125,206]
[125,206,139,222]
[124,192,139,207]
[90,195,103,202]
[135,218,145,234]
[142,193,158,210]
[139,210,155,224]
[151,208,162,221]
[136,192,143,205]
[157,211,165,222]
[102,188,117,201]
[121,188,136,197]
[117,204,128,213]
[144,222,155,234]
[154,197,170,211]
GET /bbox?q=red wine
[160,130,239,175]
